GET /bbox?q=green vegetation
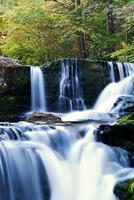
[115,179,134,200]
[0,0,134,65]
[117,113,134,124]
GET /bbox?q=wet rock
[96,124,134,154]
[0,56,20,67]
[114,179,134,200]
[42,59,110,112]
[0,65,30,121]
[111,96,134,115]
[26,112,62,123]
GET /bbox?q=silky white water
[0,61,134,200]
[59,59,86,111]
[63,74,134,121]
[108,62,134,82]
[94,75,134,112]
[93,62,134,113]
[31,66,46,112]
[0,121,134,200]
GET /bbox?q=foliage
[0,0,134,65]
[117,113,134,124]
[117,179,134,200]
[111,44,134,62]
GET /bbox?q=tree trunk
[107,8,115,34]
[77,32,87,59]
[76,0,87,59]
[106,0,115,53]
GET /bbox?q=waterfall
[0,121,134,200]
[108,62,134,82]
[31,67,46,112]
[93,62,134,112]
[0,61,134,200]
[59,59,86,111]
[94,75,134,112]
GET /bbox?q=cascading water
[108,62,134,82]
[31,66,46,112]
[0,61,134,200]
[64,62,134,120]
[93,62,134,112]
[0,121,134,200]
[94,75,134,112]
[59,59,86,111]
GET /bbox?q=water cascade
[0,121,134,200]
[0,61,134,200]
[94,75,134,112]
[108,62,134,82]
[93,62,134,112]
[31,66,46,112]
[59,59,86,111]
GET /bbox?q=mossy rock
[114,179,134,200]
[117,113,134,125]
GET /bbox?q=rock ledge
[26,112,62,123]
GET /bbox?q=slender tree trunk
[76,0,87,59]
[107,8,115,34]
[107,0,115,52]
[107,0,115,34]
[77,32,87,59]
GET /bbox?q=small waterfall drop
[108,62,134,82]
[31,66,46,112]
[0,122,134,200]
[59,59,86,111]
[93,62,134,112]
[0,60,134,200]
[94,75,134,112]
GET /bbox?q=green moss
[115,179,134,200]
[117,113,134,125]
[128,181,134,194]
[123,179,134,200]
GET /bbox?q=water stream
[0,61,134,200]
[0,119,134,200]
[59,59,86,111]
[108,62,134,82]
[31,66,46,112]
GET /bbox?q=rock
[111,96,134,115]
[41,59,110,112]
[114,179,134,200]
[0,65,30,121]
[0,56,20,67]
[26,112,62,123]
[96,123,134,160]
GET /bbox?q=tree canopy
[0,0,134,65]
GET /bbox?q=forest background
[0,0,134,65]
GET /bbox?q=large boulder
[96,113,134,167]
[0,65,30,122]
[26,112,62,123]
[96,122,134,165]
